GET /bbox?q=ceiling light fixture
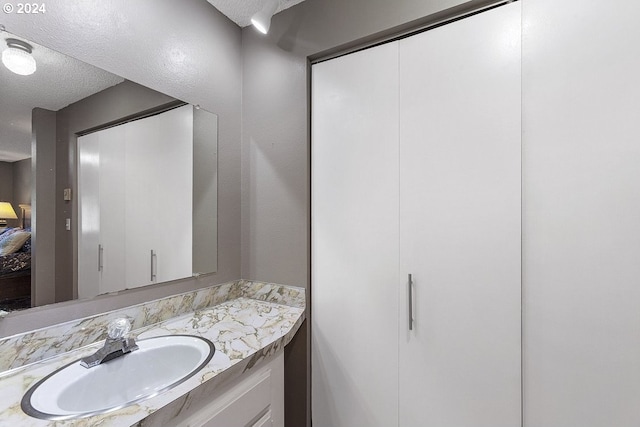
[251,0,279,34]
[2,38,36,76]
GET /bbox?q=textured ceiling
[206,0,307,27]
[0,32,124,162]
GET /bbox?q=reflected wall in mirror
[0,30,218,313]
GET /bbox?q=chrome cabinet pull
[408,273,414,331]
[150,250,157,281]
[98,244,104,272]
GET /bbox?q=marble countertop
[0,295,305,426]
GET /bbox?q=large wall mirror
[0,30,218,313]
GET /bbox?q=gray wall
[32,108,57,307]
[13,158,31,227]
[0,0,241,335]
[193,109,219,274]
[0,159,31,227]
[241,1,481,426]
[12,159,31,208]
[0,162,18,228]
[0,163,13,208]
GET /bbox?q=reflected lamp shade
[0,202,18,226]
[2,38,37,76]
[251,0,279,34]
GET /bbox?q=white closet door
[125,106,193,288]
[97,124,127,294]
[312,42,399,427]
[523,0,640,425]
[124,114,159,288]
[398,3,521,427]
[77,132,101,299]
[152,105,193,283]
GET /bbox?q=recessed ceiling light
[2,38,36,76]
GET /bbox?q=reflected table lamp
[0,202,18,229]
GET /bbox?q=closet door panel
[312,41,399,427]
[152,105,193,283]
[124,116,158,288]
[97,125,127,294]
[523,0,640,425]
[77,132,101,299]
[398,3,521,427]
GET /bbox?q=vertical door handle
[150,250,157,281]
[408,273,414,331]
[98,244,104,272]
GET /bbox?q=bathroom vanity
[0,280,305,426]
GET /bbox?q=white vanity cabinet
[172,351,284,427]
[312,3,521,427]
[78,105,193,298]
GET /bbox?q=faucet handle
[107,318,132,340]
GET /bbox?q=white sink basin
[21,335,214,420]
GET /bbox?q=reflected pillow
[20,236,32,253]
[0,231,31,256]
[0,227,15,237]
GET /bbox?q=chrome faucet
[80,318,139,368]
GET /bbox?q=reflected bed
[0,225,32,311]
